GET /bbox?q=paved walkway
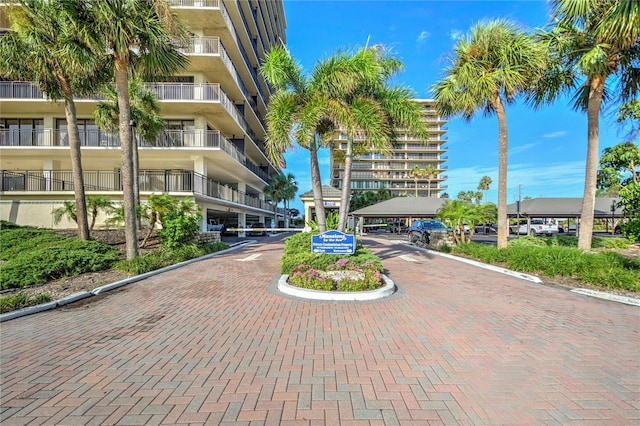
[1,236,638,425]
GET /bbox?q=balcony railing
[0,129,269,182]
[1,170,274,211]
[168,0,220,8]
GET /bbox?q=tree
[437,200,482,244]
[264,178,283,227]
[409,165,424,197]
[0,0,110,241]
[280,173,298,228]
[432,20,544,249]
[334,45,427,232]
[597,142,640,239]
[530,0,640,250]
[94,79,165,222]
[89,0,188,259]
[478,175,493,202]
[618,99,640,143]
[261,45,369,233]
[423,165,438,197]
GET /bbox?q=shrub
[0,292,53,313]
[0,238,120,289]
[159,213,200,249]
[114,242,229,275]
[288,264,334,290]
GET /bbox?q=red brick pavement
[1,235,638,425]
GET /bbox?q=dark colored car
[408,219,450,244]
[248,222,267,236]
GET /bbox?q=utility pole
[516,184,521,239]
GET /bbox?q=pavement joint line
[0,241,254,323]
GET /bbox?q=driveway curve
[1,235,638,425]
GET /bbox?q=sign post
[311,230,355,254]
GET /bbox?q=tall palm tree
[261,46,365,233]
[0,0,110,241]
[335,46,427,232]
[432,20,544,249]
[264,174,286,227]
[89,0,188,259]
[530,0,640,250]
[478,175,492,202]
[423,164,438,197]
[94,79,165,221]
[408,165,424,197]
[280,173,298,228]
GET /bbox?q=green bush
[114,242,229,275]
[159,213,200,249]
[450,242,639,291]
[0,292,53,313]
[0,228,65,260]
[0,239,120,289]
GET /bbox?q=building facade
[330,99,448,198]
[0,0,286,232]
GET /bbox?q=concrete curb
[0,241,253,323]
[411,245,543,283]
[278,274,396,301]
[409,243,639,307]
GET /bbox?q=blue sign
[311,230,355,254]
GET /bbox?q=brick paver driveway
[1,236,638,425]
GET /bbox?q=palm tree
[52,196,113,230]
[530,0,640,250]
[432,20,544,249]
[0,0,110,241]
[263,178,283,228]
[94,79,165,221]
[335,46,427,232]
[261,46,363,233]
[89,0,188,259]
[478,175,493,202]
[280,173,298,228]
[423,164,438,197]
[408,165,424,197]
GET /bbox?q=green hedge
[450,240,639,292]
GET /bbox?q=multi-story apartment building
[330,99,448,198]
[0,0,286,232]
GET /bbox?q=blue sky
[279,0,628,215]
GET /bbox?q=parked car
[475,223,497,234]
[247,222,267,236]
[454,224,471,234]
[222,223,238,236]
[509,219,559,236]
[614,224,622,235]
[207,219,224,232]
[408,219,450,244]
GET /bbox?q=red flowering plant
[288,259,382,292]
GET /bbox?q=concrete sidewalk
[1,235,638,425]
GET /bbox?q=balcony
[0,129,270,183]
[0,170,274,211]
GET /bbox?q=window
[0,118,44,146]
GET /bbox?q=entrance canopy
[351,197,447,218]
[507,197,623,218]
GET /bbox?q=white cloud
[509,142,539,155]
[542,131,568,139]
[416,31,430,45]
[449,29,463,40]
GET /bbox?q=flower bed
[288,258,382,291]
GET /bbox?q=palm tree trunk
[115,61,139,259]
[494,96,509,249]
[578,77,605,251]
[427,178,431,198]
[310,136,326,232]
[337,138,354,232]
[133,134,141,230]
[62,93,90,241]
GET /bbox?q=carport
[350,197,447,233]
[506,197,623,233]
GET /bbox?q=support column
[238,212,247,237]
